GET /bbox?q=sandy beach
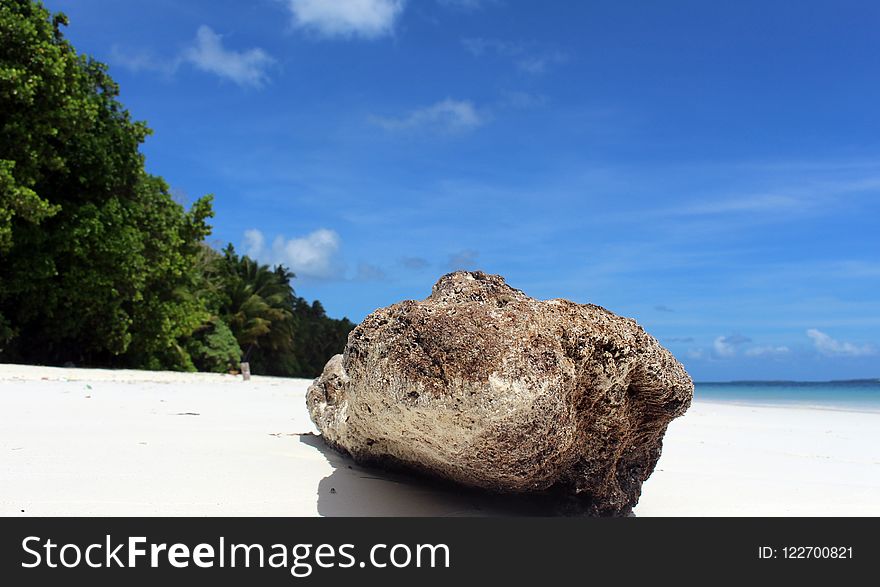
[1,364,878,517]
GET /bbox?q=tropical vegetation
[0,0,353,377]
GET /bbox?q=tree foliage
[215,246,355,378]
[0,1,352,376]
[0,1,145,251]
[186,318,241,374]
[0,1,214,368]
[215,246,296,360]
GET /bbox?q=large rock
[307,271,693,515]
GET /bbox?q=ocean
[694,380,880,412]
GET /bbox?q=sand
[1,364,878,516]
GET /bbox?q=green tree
[0,1,214,368]
[1,1,352,375]
[286,298,355,377]
[0,2,144,250]
[213,246,355,378]
[186,318,241,374]
[215,246,296,365]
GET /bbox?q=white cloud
[500,90,548,109]
[372,99,485,134]
[461,37,521,58]
[243,228,266,259]
[182,26,274,88]
[110,46,177,75]
[713,334,751,358]
[286,0,405,39]
[713,337,735,358]
[112,26,273,88]
[438,0,495,9]
[243,228,343,278]
[686,349,705,360]
[835,260,880,278]
[515,52,567,74]
[745,346,790,357]
[806,329,874,357]
[461,37,566,74]
[675,193,800,216]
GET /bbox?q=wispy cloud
[654,304,675,313]
[686,349,705,360]
[448,249,480,270]
[183,26,274,88]
[242,228,266,258]
[112,25,273,88]
[500,90,548,109]
[400,256,430,270]
[806,329,874,357]
[516,53,567,74]
[713,334,752,358]
[745,345,790,357]
[461,37,519,57]
[662,163,880,220]
[355,262,387,281]
[371,99,485,134]
[437,0,496,10]
[665,336,694,343]
[109,46,177,75]
[834,261,880,278]
[244,228,343,278]
[674,193,801,216]
[286,0,405,39]
[461,37,566,74]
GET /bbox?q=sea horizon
[694,379,880,412]
[695,378,880,384]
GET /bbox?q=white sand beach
[1,364,878,516]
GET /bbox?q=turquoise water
[694,380,880,412]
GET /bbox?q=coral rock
[307,271,693,515]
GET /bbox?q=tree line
[0,0,354,377]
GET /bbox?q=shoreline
[2,363,877,414]
[2,364,879,516]
[694,397,880,415]
[0,363,263,383]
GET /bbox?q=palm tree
[217,248,295,362]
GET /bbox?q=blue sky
[44,0,880,381]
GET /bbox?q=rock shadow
[298,433,594,517]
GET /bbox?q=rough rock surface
[307,271,693,515]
